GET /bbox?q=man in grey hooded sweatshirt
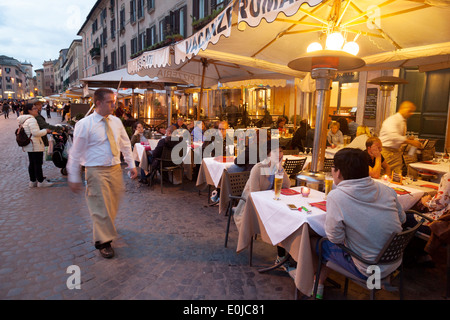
[314,148,406,299]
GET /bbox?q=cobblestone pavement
[0,112,448,303]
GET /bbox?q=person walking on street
[379,101,422,173]
[2,102,10,119]
[44,102,51,119]
[62,103,70,122]
[67,88,138,259]
[18,104,54,188]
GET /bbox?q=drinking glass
[273,166,284,200]
[324,174,333,199]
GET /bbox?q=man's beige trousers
[85,165,124,244]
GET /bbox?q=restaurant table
[324,145,344,158]
[196,155,312,214]
[133,139,196,178]
[132,143,150,174]
[235,179,436,297]
[408,161,449,183]
[132,139,162,175]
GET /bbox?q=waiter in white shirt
[67,88,138,259]
[379,101,422,173]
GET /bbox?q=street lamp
[288,50,365,185]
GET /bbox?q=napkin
[391,187,410,195]
[419,184,439,190]
[144,146,151,151]
[309,201,327,211]
[421,161,438,165]
[281,188,301,195]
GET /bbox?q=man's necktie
[103,117,119,157]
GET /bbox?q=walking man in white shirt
[67,88,138,259]
[379,101,422,173]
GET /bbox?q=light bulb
[306,42,323,52]
[325,32,344,50]
[343,41,360,55]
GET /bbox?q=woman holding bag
[17,104,53,187]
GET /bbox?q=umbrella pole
[294,84,298,130]
[197,58,208,121]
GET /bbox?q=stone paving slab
[0,112,448,303]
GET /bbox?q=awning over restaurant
[188,0,450,73]
[128,0,450,86]
[81,68,158,89]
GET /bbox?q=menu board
[364,88,378,119]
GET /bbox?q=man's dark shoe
[95,241,114,259]
[99,246,115,259]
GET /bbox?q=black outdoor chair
[154,146,184,194]
[224,170,250,248]
[283,157,307,176]
[322,158,334,173]
[313,211,425,300]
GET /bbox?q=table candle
[301,187,310,197]
[383,175,389,182]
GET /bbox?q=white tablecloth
[249,180,427,247]
[409,161,449,177]
[250,187,327,245]
[324,146,341,158]
[132,143,147,163]
[197,157,236,188]
[196,155,311,189]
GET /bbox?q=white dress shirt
[379,112,407,149]
[67,111,135,183]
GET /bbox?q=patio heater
[367,76,408,134]
[154,77,188,128]
[288,50,365,186]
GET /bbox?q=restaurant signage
[237,0,322,27]
[155,69,202,87]
[174,3,233,64]
[128,46,171,74]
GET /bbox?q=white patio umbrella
[184,0,450,173]
[128,44,301,120]
[128,0,450,168]
[188,0,450,73]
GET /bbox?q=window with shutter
[130,0,136,23]
[146,26,156,47]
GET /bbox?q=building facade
[77,0,230,78]
[43,60,57,96]
[61,39,84,90]
[54,49,69,94]
[35,68,44,96]
[0,55,33,100]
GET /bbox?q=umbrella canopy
[182,0,450,73]
[81,68,158,89]
[128,46,297,88]
[129,0,450,88]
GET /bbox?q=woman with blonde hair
[346,125,372,150]
[356,125,371,137]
